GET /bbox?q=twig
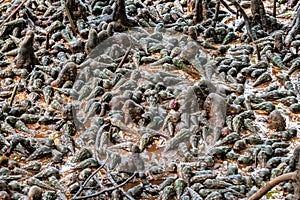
[0,0,27,27]
[71,172,137,200]
[285,7,300,47]
[213,0,221,25]
[248,172,295,200]
[45,32,50,50]
[104,166,136,200]
[8,84,18,106]
[256,44,261,61]
[94,123,135,200]
[220,0,237,15]
[71,154,109,200]
[273,0,276,18]
[64,2,77,35]
[117,45,132,69]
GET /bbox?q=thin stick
[64,2,77,35]
[256,44,261,61]
[220,0,237,14]
[94,124,135,200]
[45,32,50,50]
[71,155,109,200]
[248,172,295,200]
[193,0,203,23]
[227,0,256,41]
[117,45,132,69]
[273,0,276,18]
[213,0,221,25]
[71,172,137,200]
[0,0,27,27]
[9,84,18,106]
[104,166,136,200]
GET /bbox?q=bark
[293,146,300,199]
[193,0,203,23]
[249,146,300,200]
[251,0,268,31]
[248,172,295,200]
[112,0,136,26]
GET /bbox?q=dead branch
[94,123,135,200]
[193,0,203,23]
[248,172,295,200]
[64,2,77,35]
[117,45,132,69]
[71,172,137,200]
[220,0,237,15]
[285,6,300,48]
[112,0,136,26]
[71,155,109,200]
[273,0,276,17]
[103,165,136,200]
[0,0,27,27]
[8,84,18,106]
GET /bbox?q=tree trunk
[193,0,203,23]
[112,0,136,26]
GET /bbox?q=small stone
[226,163,239,176]
[258,168,271,180]
[205,191,222,200]
[283,182,294,193]
[0,191,10,200]
[233,139,247,151]
[28,186,42,200]
[238,155,254,165]
[268,110,286,131]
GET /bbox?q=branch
[71,172,137,200]
[117,45,132,69]
[193,0,203,23]
[8,84,18,106]
[71,155,109,200]
[103,165,136,200]
[0,0,27,27]
[64,2,77,35]
[94,124,135,200]
[248,172,295,200]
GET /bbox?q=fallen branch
[64,2,77,35]
[71,155,109,200]
[273,0,276,18]
[8,84,18,106]
[220,0,237,15]
[117,45,132,69]
[248,172,295,200]
[0,0,27,27]
[45,32,50,50]
[94,124,135,200]
[103,165,136,200]
[71,172,137,200]
[193,0,203,23]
